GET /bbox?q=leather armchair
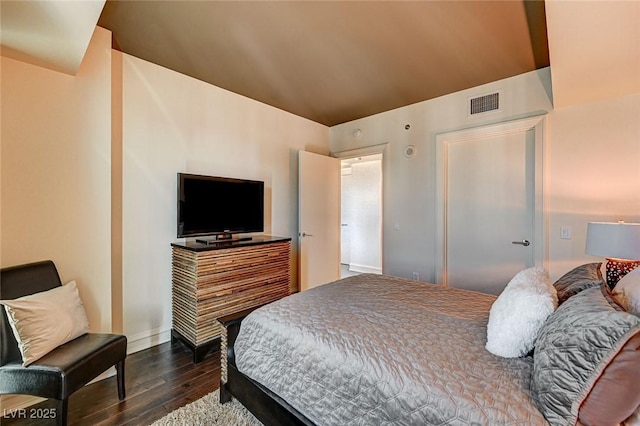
[0,260,127,426]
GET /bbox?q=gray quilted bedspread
[234,274,548,425]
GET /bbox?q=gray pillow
[552,262,603,304]
[532,287,640,426]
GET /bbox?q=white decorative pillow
[0,281,90,366]
[486,267,557,358]
[612,267,640,314]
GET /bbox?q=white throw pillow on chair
[0,280,90,366]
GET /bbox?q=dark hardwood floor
[1,341,220,426]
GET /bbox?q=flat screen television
[177,173,264,239]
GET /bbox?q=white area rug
[151,390,262,426]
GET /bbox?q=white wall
[330,67,640,282]
[331,68,554,282]
[119,54,329,349]
[1,27,113,332]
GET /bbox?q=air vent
[470,92,500,115]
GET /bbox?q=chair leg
[116,359,126,400]
[56,398,68,426]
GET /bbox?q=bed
[218,268,640,426]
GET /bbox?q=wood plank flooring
[1,341,220,426]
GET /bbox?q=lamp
[586,221,640,288]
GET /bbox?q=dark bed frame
[218,308,316,426]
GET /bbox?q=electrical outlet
[412,272,419,281]
[394,223,400,231]
[560,226,571,240]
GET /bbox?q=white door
[298,150,341,291]
[436,116,545,295]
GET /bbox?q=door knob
[511,240,530,246]
[299,232,314,237]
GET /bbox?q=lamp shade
[585,222,640,260]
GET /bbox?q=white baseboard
[348,263,382,274]
[126,326,172,355]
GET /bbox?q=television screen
[177,173,264,238]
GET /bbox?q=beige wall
[546,92,640,278]
[119,54,329,350]
[330,68,640,282]
[1,27,113,332]
[1,26,330,356]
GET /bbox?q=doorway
[340,154,383,278]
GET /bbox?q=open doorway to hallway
[340,154,383,278]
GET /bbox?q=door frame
[434,115,547,287]
[332,143,389,275]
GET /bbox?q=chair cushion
[0,333,127,399]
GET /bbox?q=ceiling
[97,0,549,126]
[3,2,639,126]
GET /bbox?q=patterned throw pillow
[606,258,640,289]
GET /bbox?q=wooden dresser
[170,235,291,362]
